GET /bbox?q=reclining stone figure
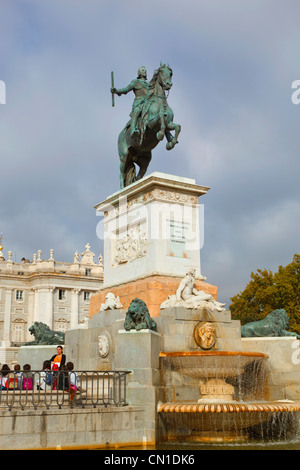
[160,269,226,313]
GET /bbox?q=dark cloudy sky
[0,0,299,307]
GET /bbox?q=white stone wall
[242,337,300,400]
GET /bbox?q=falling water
[158,352,300,443]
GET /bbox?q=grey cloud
[0,0,299,307]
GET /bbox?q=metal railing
[0,370,130,410]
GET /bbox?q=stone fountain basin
[159,351,268,379]
[159,352,300,441]
[158,401,300,438]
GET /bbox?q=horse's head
[158,63,173,90]
[150,63,173,92]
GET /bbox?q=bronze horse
[117,64,181,188]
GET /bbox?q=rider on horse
[111,63,181,188]
[111,66,150,138]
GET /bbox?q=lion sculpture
[241,309,300,338]
[25,321,65,346]
[124,298,157,332]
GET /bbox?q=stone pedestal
[199,378,235,402]
[115,329,162,443]
[158,307,242,352]
[91,172,217,318]
[95,172,209,285]
[90,275,218,318]
[65,309,126,371]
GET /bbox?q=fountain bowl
[159,351,269,378]
[158,351,300,442]
[158,400,300,442]
[159,350,269,402]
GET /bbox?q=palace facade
[0,243,103,346]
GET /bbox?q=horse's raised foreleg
[146,100,165,141]
[165,129,173,144]
[165,122,181,150]
[156,108,166,142]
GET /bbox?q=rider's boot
[130,114,140,138]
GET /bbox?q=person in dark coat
[50,345,66,370]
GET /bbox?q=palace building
[0,241,103,348]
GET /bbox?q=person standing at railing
[66,362,80,401]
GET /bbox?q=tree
[230,254,300,335]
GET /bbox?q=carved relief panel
[112,224,147,266]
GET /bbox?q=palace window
[58,289,66,301]
[83,291,90,301]
[13,323,25,343]
[16,290,24,301]
[85,268,91,276]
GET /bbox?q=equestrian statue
[111,63,181,188]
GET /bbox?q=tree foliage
[230,254,300,335]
